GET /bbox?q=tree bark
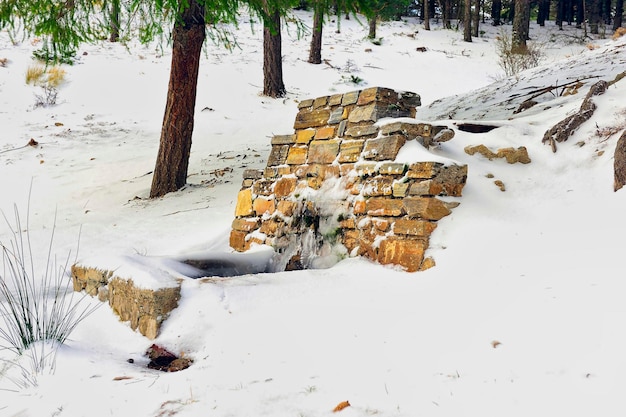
[556,0,564,28]
[575,0,584,28]
[537,0,549,25]
[602,0,611,24]
[588,0,602,33]
[368,13,378,38]
[442,0,452,28]
[492,0,502,25]
[512,0,529,52]
[263,9,285,98]
[472,0,480,37]
[109,0,120,42]
[463,0,472,41]
[308,3,323,64]
[614,0,624,30]
[150,0,205,198]
[424,0,431,30]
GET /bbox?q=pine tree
[262,4,286,97]
[512,0,530,52]
[0,0,294,197]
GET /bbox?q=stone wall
[230,87,468,272]
[72,264,180,339]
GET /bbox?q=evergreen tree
[614,0,624,30]
[492,0,502,25]
[464,0,472,41]
[512,0,530,52]
[308,0,325,63]
[0,0,294,197]
[261,1,288,97]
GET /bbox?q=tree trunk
[564,0,572,23]
[150,0,205,198]
[442,0,452,28]
[492,0,502,25]
[308,4,323,64]
[109,0,120,42]
[588,0,602,33]
[556,0,564,28]
[368,13,378,38]
[537,0,549,25]
[512,0,529,52]
[463,0,472,41]
[335,0,341,33]
[263,9,285,98]
[424,0,431,30]
[614,0,624,30]
[576,0,584,28]
[602,0,611,24]
[524,0,531,38]
[472,0,480,36]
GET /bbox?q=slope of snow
[1,10,626,417]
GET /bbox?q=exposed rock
[464,144,531,164]
[496,147,531,164]
[614,130,626,191]
[146,344,192,372]
[542,80,608,151]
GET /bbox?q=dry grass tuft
[25,64,46,85]
[25,64,66,87]
[613,27,626,40]
[46,66,66,87]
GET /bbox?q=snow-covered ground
[1,10,626,417]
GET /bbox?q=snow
[2,9,626,416]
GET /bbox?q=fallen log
[542,80,608,152]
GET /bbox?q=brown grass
[46,66,66,87]
[613,27,626,40]
[25,64,45,85]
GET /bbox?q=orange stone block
[308,139,340,164]
[341,230,360,253]
[393,218,437,236]
[296,129,316,144]
[231,218,261,232]
[286,146,308,165]
[259,219,280,235]
[245,236,266,251]
[407,162,444,179]
[274,176,298,198]
[229,230,248,252]
[372,218,390,232]
[366,198,404,216]
[294,108,331,129]
[419,257,436,271]
[378,237,427,272]
[353,199,366,215]
[314,126,336,140]
[234,189,253,217]
[253,197,276,216]
[277,200,296,217]
[403,197,451,220]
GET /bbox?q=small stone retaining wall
[230,87,468,272]
[71,265,180,339]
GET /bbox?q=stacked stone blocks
[230,87,467,272]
